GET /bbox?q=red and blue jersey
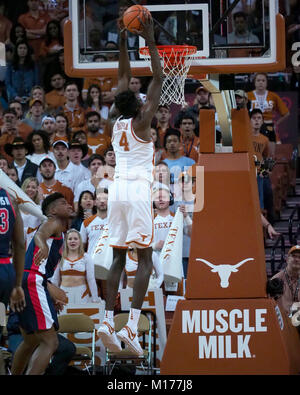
[0,188,16,259]
[25,233,64,279]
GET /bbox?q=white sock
[126,308,141,333]
[103,310,114,327]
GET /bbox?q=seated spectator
[80,188,108,257]
[8,101,33,141]
[4,136,38,186]
[23,98,45,130]
[71,190,96,231]
[39,19,64,60]
[151,127,164,165]
[271,245,300,316]
[53,112,71,143]
[7,311,76,376]
[68,139,90,181]
[247,73,290,143]
[61,81,86,134]
[5,40,39,103]
[0,0,12,43]
[45,72,66,111]
[41,115,56,145]
[43,48,68,92]
[129,77,147,103]
[51,229,100,304]
[84,84,109,122]
[163,129,195,184]
[38,156,74,209]
[18,0,51,59]
[52,140,86,192]
[227,11,260,44]
[86,111,111,156]
[74,154,107,209]
[20,176,41,234]
[26,129,56,166]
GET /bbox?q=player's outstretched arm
[10,198,26,312]
[115,18,131,96]
[135,15,163,131]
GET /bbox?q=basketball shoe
[97,321,122,352]
[116,325,143,356]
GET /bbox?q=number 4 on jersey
[119,132,130,151]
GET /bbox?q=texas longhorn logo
[196,258,254,288]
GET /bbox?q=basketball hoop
[139,45,198,106]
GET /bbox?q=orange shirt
[39,180,74,208]
[247,90,289,122]
[62,104,86,134]
[18,11,51,58]
[17,122,33,141]
[87,135,111,157]
[252,133,269,163]
[53,134,69,143]
[0,133,15,163]
[45,90,66,110]
[82,77,118,94]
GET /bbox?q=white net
[140,45,197,106]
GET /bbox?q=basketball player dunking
[97,14,163,356]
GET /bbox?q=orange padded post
[199,109,215,154]
[160,108,300,375]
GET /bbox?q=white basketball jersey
[112,117,154,183]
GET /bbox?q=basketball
[123,5,151,33]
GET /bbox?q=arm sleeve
[152,251,164,288]
[85,254,99,300]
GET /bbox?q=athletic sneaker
[97,321,122,352]
[116,325,143,356]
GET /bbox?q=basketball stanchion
[160,109,300,375]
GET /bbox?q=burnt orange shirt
[62,104,86,134]
[45,90,66,110]
[39,180,74,209]
[252,133,269,163]
[87,135,111,157]
[247,90,289,122]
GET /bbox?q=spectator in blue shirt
[163,129,195,184]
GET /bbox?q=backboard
[64,0,285,78]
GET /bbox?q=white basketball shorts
[108,179,153,249]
